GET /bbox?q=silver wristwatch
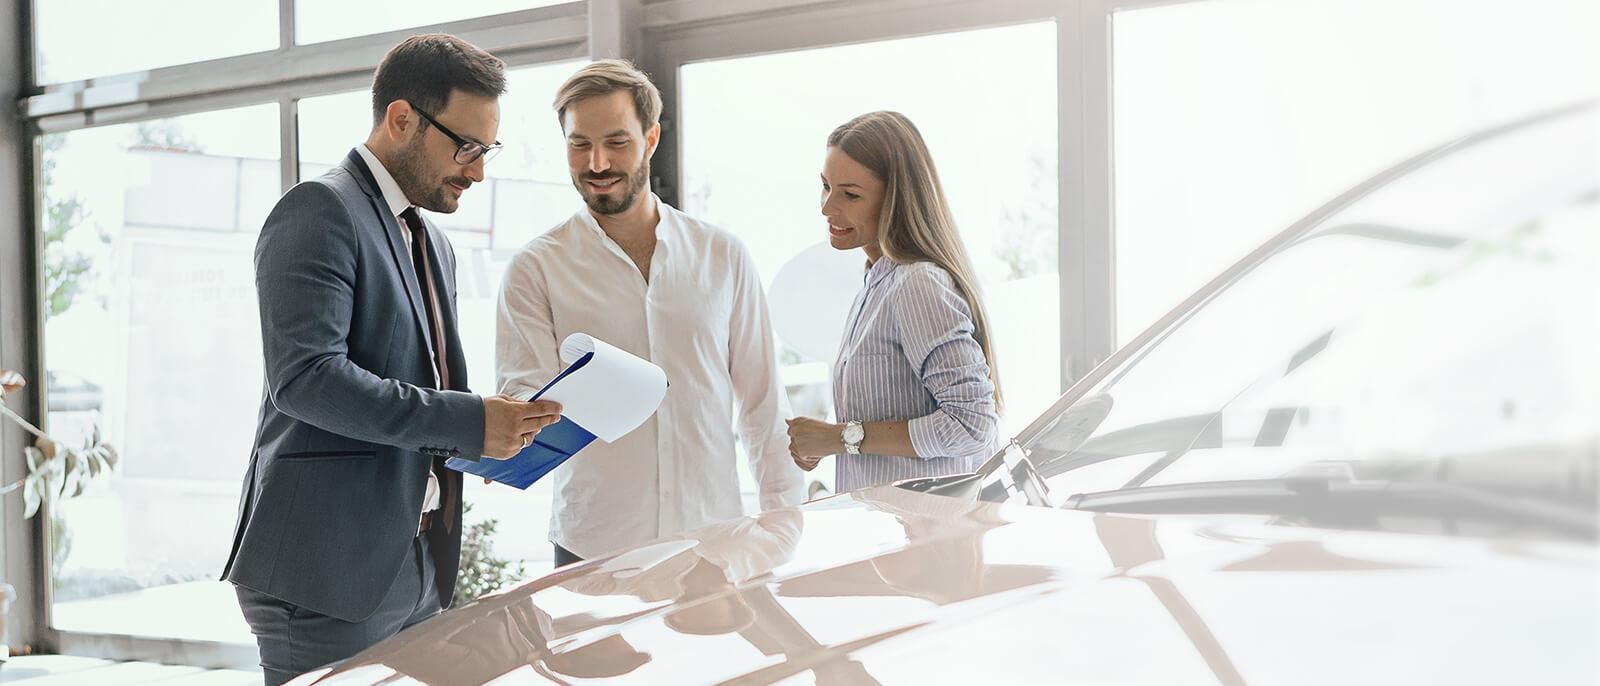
[842,421,865,455]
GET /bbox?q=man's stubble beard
[391,134,460,213]
[580,160,651,216]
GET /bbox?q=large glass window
[42,105,280,642]
[679,22,1061,488]
[1111,0,1599,346]
[33,0,277,84]
[294,1,573,45]
[297,61,581,579]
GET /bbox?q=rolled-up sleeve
[890,265,999,461]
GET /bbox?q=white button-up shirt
[496,194,804,559]
[355,144,440,517]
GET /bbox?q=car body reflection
[294,104,1597,685]
[296,482,1594,684]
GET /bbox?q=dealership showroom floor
[1,0,1596,685]
[0,656,256,685]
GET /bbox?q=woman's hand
[0,369,24,398]
[786,417,844,471]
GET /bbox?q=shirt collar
[576,192,673,241]
[863,254,899,287]
[355,144,414,218]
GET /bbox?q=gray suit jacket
[223,149,485,623]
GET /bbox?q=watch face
[843,423,865,444]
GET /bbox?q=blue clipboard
[445,352,599,489]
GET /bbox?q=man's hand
[482,395,563,460]
[786,417,843,471]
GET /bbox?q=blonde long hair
[828,111,1003,413]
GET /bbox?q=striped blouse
[832,257,1002,492]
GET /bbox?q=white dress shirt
[496,194,804,559]
[354,144,440,516]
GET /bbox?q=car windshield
[1008,107,1598,523]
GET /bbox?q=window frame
[10,1,591,665]
[4,0,1166,665]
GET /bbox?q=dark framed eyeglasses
[411,105,503,164]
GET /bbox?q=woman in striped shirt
[786,111,1004,493]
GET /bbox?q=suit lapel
[343,150,437,367]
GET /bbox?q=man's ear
[381,100,417,144]
[644,121,662,161]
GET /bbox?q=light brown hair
[828,111,1004,412]
[552,59,662,131]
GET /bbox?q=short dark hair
[371,34,506,127]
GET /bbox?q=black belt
[417,510,436,537]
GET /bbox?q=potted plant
[0,370,118,518]
[0,368,119,662]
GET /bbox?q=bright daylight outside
[1112,0,1598,346]
[34,20,1063,643]
[21,0,1594,664]
[40,61,586,641]
[681,21,1062,488]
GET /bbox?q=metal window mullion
[5,0,48,653]
[1058,4,1087,391]
[1071,0,1205,381]
[1102,0,1207,11]
[20,3,589,125]
[643,0,1055,32]
[28,40,587,135]
[637,30,680,207]
[1067,0,1117,388]
[22,0,38,91]
[648,0,1057,62]
[279,97,298,193]
[589,0,643,60]
[279,0,294,50]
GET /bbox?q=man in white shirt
[496,60,804,566]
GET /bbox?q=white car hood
[297,485,1598,685]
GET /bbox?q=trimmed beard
[390,131,465,213]
[578,160,650,216]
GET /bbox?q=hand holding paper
[449,333,667,488]
[481,395,563,459]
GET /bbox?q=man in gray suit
[223,34,562,685]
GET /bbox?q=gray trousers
[553,542,583,568]
[236,536,441,686]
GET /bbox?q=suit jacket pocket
[275,450,377,462]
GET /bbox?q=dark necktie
[400,207,451,390]
[400,207,457,534]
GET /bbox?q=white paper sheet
[532,333,667,443]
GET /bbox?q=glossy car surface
[293,104,1599,685]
